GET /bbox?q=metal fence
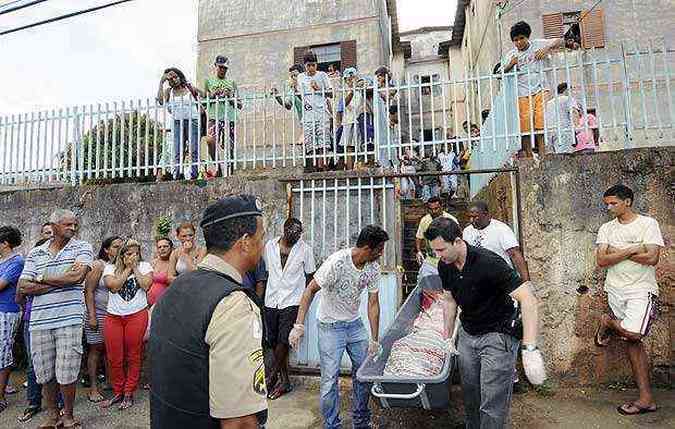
[1,39,673,189]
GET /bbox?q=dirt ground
[1,372,673,428]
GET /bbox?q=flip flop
[617,402,658,415]
[267,383,293,400]
[118,396,134,410]
[100,394,123,409]
[17,405,41,423]
[594,319,611,347]
[37,417,63,429]
[61,418,82,428]
[88,392,105,403]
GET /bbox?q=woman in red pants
[100,239,153,410]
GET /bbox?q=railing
[1,39,673,190]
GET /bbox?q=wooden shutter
[293,46,308,66]
[542,13,563,39]
[340,40,357,70]
[581,8,605,49]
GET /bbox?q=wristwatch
[521,344,538,352]
[36,273,45,284]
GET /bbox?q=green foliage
[61,112,166,177]
[155,216,173,239]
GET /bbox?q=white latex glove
[288,323,305,350]
[444,338,459,355]
[522,349,547,385]
[416,251,425,265]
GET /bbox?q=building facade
[197,0,400,88]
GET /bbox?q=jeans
[457,326,519,429]
[318,319,371,429]
[173,119,200,179]
[104,310,148,395]
[23,323,41,408]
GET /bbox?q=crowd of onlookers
[0,210,321,426]
[152,21,599,201]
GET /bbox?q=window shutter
[340,40,357,70]
[542,13,563,39]
[293,46,308,66]
[581,8,605,49]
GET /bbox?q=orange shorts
[518,90,548,133]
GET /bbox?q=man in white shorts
[595,184,664,416]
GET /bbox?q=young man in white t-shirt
[463,201,530,282]
[288,226,389,429]
[595,184,664,416]
[502,21,564,158]
[298,50,333,172]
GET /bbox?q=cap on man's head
[200,194,263,229]
[214,55,229,67]
[343,67,358,78]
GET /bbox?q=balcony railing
[1,39,673,190]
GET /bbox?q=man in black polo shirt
[425,217,546,428]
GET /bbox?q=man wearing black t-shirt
[425,217,546,428]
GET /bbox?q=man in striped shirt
[18,209,93,429]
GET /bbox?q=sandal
[119,396,134,410]
[18,405,42,423]
[0,399,7,414]
[100,394,123,409]
[61,418,82,428]
[617,402,658,415]
[88,391,105,403]
[267,383,293,400]
[37,415,63,429]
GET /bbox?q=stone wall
[478,147,674,386]
[0,176,289,260]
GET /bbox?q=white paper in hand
[522,349,547,385]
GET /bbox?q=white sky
[0,0,455,116]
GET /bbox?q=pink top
[575,114,598,152]
[147,271,170,306]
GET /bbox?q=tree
[60,111,166,183]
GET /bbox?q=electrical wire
[1,0,134,36]
[0,0,49,16]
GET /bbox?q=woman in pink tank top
[148,237,174,305]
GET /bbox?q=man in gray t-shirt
[288,226,389,429]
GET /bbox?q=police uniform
[150,195,268,429]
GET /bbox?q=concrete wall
[479,147,674,386]
[0,177,289,261]
[197,0,390,87]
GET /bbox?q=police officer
[150,195,268,429]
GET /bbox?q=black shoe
[80,375,91,388]
[512,381,527,395]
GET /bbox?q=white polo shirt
[263,238,316,309]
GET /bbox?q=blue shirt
[0,254,24,313]
[242,259,267,291]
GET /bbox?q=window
[542,9,605,49]
[417,74,442,96]
[293,40,357,71]
[312,43,341,72]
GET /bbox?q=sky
[0,0,455,116]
